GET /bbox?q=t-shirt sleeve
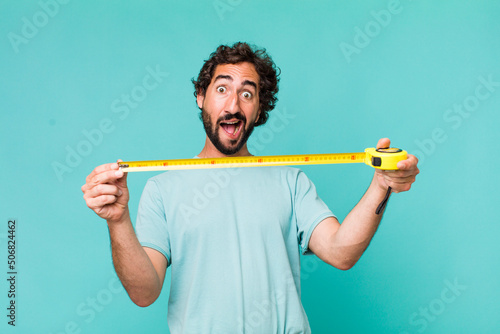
[135,178,171,266]
[294,170,336,255]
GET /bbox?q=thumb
[115,159,129,188]
[376,137,391,149]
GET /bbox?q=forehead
[211,62,259,87]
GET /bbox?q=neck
[197,137,252,158]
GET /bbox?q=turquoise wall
[1,0,499,333]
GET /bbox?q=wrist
[369,174,393,215]
[106,206,131,226]
[370,174,390,198]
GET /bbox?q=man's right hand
[82,161,130,223]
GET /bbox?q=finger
[86,162,120,184]
[116,169,128,188]
[85,194,119,209]
[380,168,415,178]
[397,154,419,171]
[115,159,129,187]
[90,168,125,186]
[377,168,416,182]
[376,138,391,149]
[383,174,416,185]
[388,182,413,193]
[87,184,123,198]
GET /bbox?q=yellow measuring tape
[118,147,407,172]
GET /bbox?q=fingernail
[118,190,123,196]
[115,170,123,177]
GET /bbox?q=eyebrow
[214,75,257,90]
[242,80,257,90]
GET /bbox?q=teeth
[233,124,240,134]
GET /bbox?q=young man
[82,42,419,333]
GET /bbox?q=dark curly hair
[192,42,280,126]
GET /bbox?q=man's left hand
[374,138,419,193]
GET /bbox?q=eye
[217,86,226,93]
[242,91,252,99]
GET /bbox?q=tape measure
[118,147,407,172]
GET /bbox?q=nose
[224,91,240,114]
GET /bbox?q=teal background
[1,0,499,333]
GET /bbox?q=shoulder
[273,166,309,180]
[257,166,312,189]
[148,171,172,183]
[148,170,189,184]
[142,171,186,195]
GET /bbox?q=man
[82,42,419,333]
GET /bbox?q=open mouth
[219,120,243,138]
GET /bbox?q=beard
[200,108,256,156]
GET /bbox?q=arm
[309,138,419,270]
[107,212,167,307]
[82,162,167,307]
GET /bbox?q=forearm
[330,175,388,267]
[310,140,419,270]
[107,209,162,307]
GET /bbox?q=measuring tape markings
[118,147,408,215]
[119,148,407,172]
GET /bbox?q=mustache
[217,112,246,124]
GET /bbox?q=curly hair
[192,42,280,126]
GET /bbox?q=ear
[254,110,261,124]
[196,91,205,109]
